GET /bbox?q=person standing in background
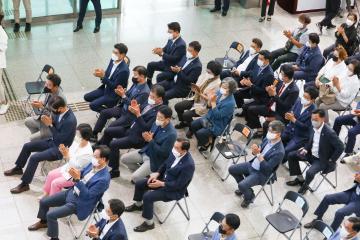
[210,0,230,17]
[74,0,102,33]
[259,0,276,22]
[12,0,32,32]
[316,0,341,34]
[0,14,8,115]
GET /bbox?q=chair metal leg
[177,197,190,220]
[310,168,337,192]
[260,223,270,239]
[154,198,191,224]
[67,206,97,239]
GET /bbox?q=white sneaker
[0,104,9,115]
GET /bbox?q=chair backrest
[42,64,54,74]
[312,220,334,239]
[202,212,225,233]
[283,191,309,217]
[232,123,254,145]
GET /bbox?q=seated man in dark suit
[304,173,360,231]
[84,43,130,112]
[147,22,186,86]
[120,106,177,182]
[286,109,344,194]
[245,64,299,134]
[27,145,111,240]
[291,33,323,83]
[92,66,150,141]
[234,50,274,112]
[282,86,318,163]
[228,120,285,208]
[158,41,202,103]
[328,217,360,240]
[220,38,263,81]
[125,138,195,232]
[87,198,128,240]
[4,96,77,194]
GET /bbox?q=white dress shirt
[109,60,122,78]
[332,74,360,107]
[317,60,347,85]
[311,123,324,158]
[99,219,118,239]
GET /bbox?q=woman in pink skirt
[41,123,93,198]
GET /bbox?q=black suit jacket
[173,56,202,94]
[50,109,77,147]
[304,124,344,167]
[162,37,187,67]
[247,64,274,104]
[271,80,299,118]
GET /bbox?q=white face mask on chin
[111,53,118,61]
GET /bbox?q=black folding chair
[211,123,254,181]
[301,162,338,192]
[260,191,309,240]
[67,199,103,239]
[25,64,54,102]
[303,220,334,240]
[188,212,225,240]
[215,41,244,70]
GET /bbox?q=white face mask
[266,132,277,140]
[172,148,181,158]
[257,59,264,67]
[305,41,311,48]
[339,226,350,238]
[168,33,174,40]
[220,87,227,95]
[186,51,193,59]
[346,19,354,27]
[148,97,156,105]
[301,97,310,106]
[111,53,118,61]
[312,120,322,129]
[299,21,304,28]
[91,157,100,167]
[347,69,354,76]
[249,47,256,55]
[206,71,215,79]
[74,133,82,143]
[155,119,164,126]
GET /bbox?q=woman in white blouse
[41,123,93,198]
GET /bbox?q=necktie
[269,84,285,111]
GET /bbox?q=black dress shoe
[298,184,309,195]
[93,26,100,33]
[304,219,318,229]
[125,203,143,212]
[210,8,221,13]
[234,189,243,197]
[134,221,155,232]
[327,24,336,29]
[198,145,210,152]
[109,170,120,179]
[4,166,23,176]
[221,11,227,17]
[286,178,304,186]
[73,26,83,32]
[175,122,187,129]
[13,23,20,33]
[340,153,351,164]
[10,183,30,194]
[25,23,31,32]
[186,130,193,139]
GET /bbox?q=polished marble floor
[0,0,359,239]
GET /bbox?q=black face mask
[332,56,339,62]
[132,77,138,84]
[43,87,51,93]
[218,225,227,235]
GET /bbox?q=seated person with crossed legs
[125,138,195,232]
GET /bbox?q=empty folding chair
[188,212,225,240]
[301,162,338,192]
[25,64,54,102]
[215,41,244,70]
[260,191,309,240]
[154,182,191,224]
[211,123,254,181]
[67,199,103,240]
[303,220,334,240]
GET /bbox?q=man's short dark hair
[280,64,294,79]
[51,96,66,109]
[95,145,111,161]
[114,43,128,55]
[252,38,263,49]
[349,217,360,232]
[304,86,319,100]
[47,73,61,87]
[312,108,326,118]
[225,213,240,230]
[309,33,320,45]
[269,120,285,134]
[133,66,147,78]
[259,50,271,61]
[189,41,202,53]
[177,137,190,151]
[167,22,181,33]
[158,105,173,119]
[108,199,125,217]
[77,123,93,141]
[207,60,222,76]
[151,84,165,99]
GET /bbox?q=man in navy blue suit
[304,173,360,231]
[282,86,318,163]
[27,145,111,240]
[147,22,186,86]
[158,41,202,103]
[4,96,77,194]
[84,43,130,112]
[228,120,285,208]
[92,66,150,141]
[87,198,128,240]
[125,138,195,232]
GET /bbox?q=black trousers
[93,106,125,135]
[146,61,175,86]
[261,0,276,17]
[320,0,341,27]
[77,0,102,27]
[174,100,199,124]
[214,0,230,12]
[245,105,270,129]
[270,48,298,71]
[234,88,252,108]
